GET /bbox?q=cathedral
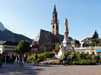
[31,5,80,53]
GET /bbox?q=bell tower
[51,5,59,42]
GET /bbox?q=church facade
[31,5,80,53]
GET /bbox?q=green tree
[62,52,69,58]
[92,55,100,62]
[83,42,90,47]
[15,40,30,54]
[53,43,60,53]
[91,39,101,46]
[78,52,87,59]
[92,30,99,39]
[71,52,77,61]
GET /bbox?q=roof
[82,37,92,42]
[0,41,4,44]
[34,29,73,43]
[31,41,38,48]
[96,50,101,52]
[0,41,18,46]
[34,29,57,43]
[70,39,80,44]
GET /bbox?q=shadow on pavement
[0,63,44,75]
[37,64,63,67]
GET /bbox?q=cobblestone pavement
[0,63,101,75]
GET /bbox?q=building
[81,37,92,47]
[31,5,80,53]
[75,46,101,55]
[70,40,81,48]
[0,41,18,54]
[31,29,73,53]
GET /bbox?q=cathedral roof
[34,29,56,43]
[34,29,73,43]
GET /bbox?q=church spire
[52,4,58,24]
[53,4,56,13]
[51,5,59,42]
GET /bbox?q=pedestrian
[24,54,27,62]
[34,54,38,66]
[0,54,3,68]
[6,54,10,64]
[63,56,67,66]
[11,54,15,64]
[67,56,71,65]
[17,54,19,63]
[3,55,5,63]
[20,52,24,66]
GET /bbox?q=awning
[96,50,101,52]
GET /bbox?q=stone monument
[56,18,72,58]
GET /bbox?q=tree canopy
[92,30,99,39]
[83,30,101,47]
[82,42,90,47]
[15,40,30,54]
[53,43,60,53]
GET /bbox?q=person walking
[67,56,71,65]
[20,52,24,66]
[0,54,3,68]
[17,54,19,63]
[34,54,38,66]
[6,55,10,64]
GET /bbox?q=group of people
[18,53,28,66]
[1,53,70,67]
[5,54,16,64]
[63,56,71,66]
[0,53,29,67]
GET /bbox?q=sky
[0,0,101,42]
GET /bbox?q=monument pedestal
[56,18,72,58]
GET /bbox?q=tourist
[0,54,3,68]
[20,52,24,66]
[17,54,19,63]
[63,56,67,66]
[24,54,27,62]
[6,54,10,64]
[11,54,16,64]
[3,55,6,63]
[67,56,71,65]
[34,54,38,66]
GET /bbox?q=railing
[75,46,101,50]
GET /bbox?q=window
[5,47,15,49]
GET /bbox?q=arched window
[56,25,58,30]
[53,25,54,29]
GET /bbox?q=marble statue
[56,18,72,58]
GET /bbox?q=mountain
[0,22,7,30]
[0,22,32,44]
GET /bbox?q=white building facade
[0,41,18,54]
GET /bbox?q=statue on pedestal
[56,18,72,58]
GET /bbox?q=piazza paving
[0,63,101,75]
